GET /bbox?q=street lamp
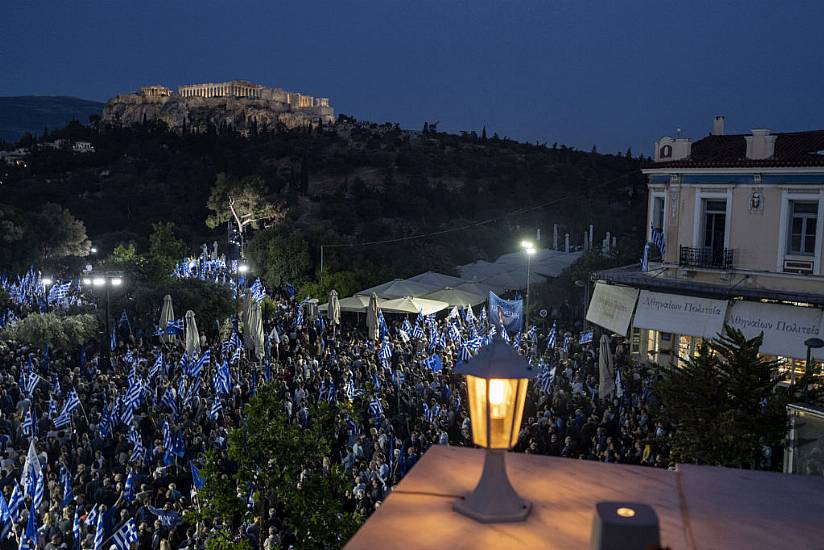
[453,338,532,523]
[82,271,125,371]
[521,241,536,332]
[41,277,54,312]
[803,337,824,401]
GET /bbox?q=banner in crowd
[586,283,639,336]
[488,292,523,334]
[726,300,824,360]
[633,290,728,339]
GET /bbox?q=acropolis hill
[101,80,334,134]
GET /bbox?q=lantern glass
[467,375,529,449]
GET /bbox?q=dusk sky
[2,1,822,154]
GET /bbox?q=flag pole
[70,383,91,424]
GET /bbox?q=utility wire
[321,170,637,250]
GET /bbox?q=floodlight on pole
[41,277,53,286]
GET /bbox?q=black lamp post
[803,337,824,401]
[83,271,124,371]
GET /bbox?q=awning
[380,297,450,316]
[586,283,639,336]
[633,290,728,339]
[318,295,387,313]
[726,301,824,360]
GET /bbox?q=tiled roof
[646,129,824,169]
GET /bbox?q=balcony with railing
[679,246,735,270]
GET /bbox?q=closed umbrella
[247,302,265,360]
[159,294,175,345]
[366,293,379,341]
[184,310,201,357]
[598,334,615,399]
[328,289,341,327]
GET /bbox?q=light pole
[41,277,54,313]
[82,271,124,371]
[520,241,536,332]
[574,279,590,330]
[803,337,824,401]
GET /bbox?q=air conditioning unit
[783,258,815,274]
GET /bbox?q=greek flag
[651,225,666,255]
[21,406,36,437]
[423,403,440,424]
[513,332,521,349]
[230,346,242,365]
[465,337,484,352]
[30,469,43,511]
[368,398,383,421]
[54,411,71,429]
[425,354,443,373]
[209,396,222,421]
[148,505,180,528]
[457,344,471,364]
[8,481,22,523]
[163,421,172,452]
[562,334,572,353]
[379,339,392,362]
[124,381,141,410]
[249,278,266,303]
[160,388,177,417]
[84,504,99,527]
[465,306,477,323]
[438,330,447,350]
[64,389,81,414]
[412,324,425,341]
[62,466,74,506]
[48,397,57,419]
[294,307,304,328]
[640,242,650,273]
[378,309,388,340]
[214,361,231,395]
[345,379,356,401]
[111,518,139,550]
[99,405,112,438]
[479,306,487,324]
[401,319,412,333]
[189,349,210,378]
[538,361,556,393]
[149,354,163,379]
[72,509,80,549]
[123,470,135,502]
[51,375,61,397]
[25,371,39,397]
[166,318,184,334]
[546,321,557,349]
[448,322,462,343]
[20,501,37,550]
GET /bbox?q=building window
[660,145,672,158]
[788,200,818,256]
[702,199,727,253]
[652,196,665,231]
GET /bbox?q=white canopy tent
[380,296,450,316]
[318,294,387,313]
[405,271,468,289]
[357,279,439,299]
[422,287,486,307]
[457,249,583,289]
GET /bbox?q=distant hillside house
[102,80,334,134]
[591,116,824,373]
[72,141,95,153]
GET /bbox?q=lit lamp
[454,338,532,523]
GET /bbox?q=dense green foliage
[657,326,787,469]
[194,383,361,549]
[1,312,97,350]
[1,119,645,291]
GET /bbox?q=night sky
[2,1,822,154]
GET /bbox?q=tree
[657,326,786,469]
[205,174,285,236]
[245,228,310,288]
[145,222,187,281]
[33,203,91,259]
[0,203,39,271]
[195,383,362,549]
[1,312,98,351]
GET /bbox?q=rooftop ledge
[345,446,824,550]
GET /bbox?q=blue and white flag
[190,461,205,491]
[209,396,222,421]
[424,354,443,373]
[546,321,558,350]
[72,509,81,550]
[8,481,22,523]
[579,330,593,345]
[189,349,210,378]
[488,292,523,334]
[84,504,99,527]
[249,278,266,304]
[640,242,650,273]
[62,465,74,506]
[651,225,665,256]
[214,361,231,395]
[149,354,163,379]
[368,397,383,421]
[21,406,36,438]
[111,518,139,550]
[123,470,135,502]
[20,501,37,550]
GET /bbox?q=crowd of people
[0,284,671,549]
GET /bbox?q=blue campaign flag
[147,505,180,528]
[488,291,523,334]
[285,282,296,298]
[425,354,443,373]
[190,461,205,491]
[579,330,593,345]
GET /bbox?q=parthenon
[179,80,263,98]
